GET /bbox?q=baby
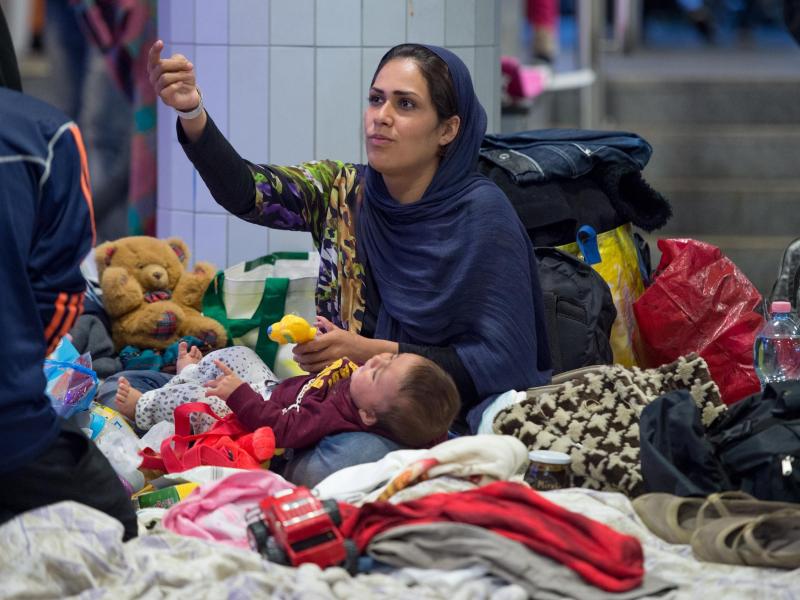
[115,343,460,449]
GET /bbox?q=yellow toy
[268,315,317,345]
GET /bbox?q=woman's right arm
[147,41,254,213]
[147,40,205,138]
[147,40,340,244]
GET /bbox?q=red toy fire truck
[247,486,358,574]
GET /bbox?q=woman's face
[364,58,458,182]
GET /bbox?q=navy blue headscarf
[359,44,551,397]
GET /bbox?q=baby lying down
[115,343,460,449]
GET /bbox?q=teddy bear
[95,236,227,352]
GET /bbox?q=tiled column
[157,0,500,268]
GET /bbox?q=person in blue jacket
[0,6,136,539]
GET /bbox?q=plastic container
[85,403,146,493]
[134,483,199,510]
[753,301,800,387]
[525,450,572,491]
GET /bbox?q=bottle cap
[771,301,792,313]
[528,450,571,465]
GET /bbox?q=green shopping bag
[202,252,319,376]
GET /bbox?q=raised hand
[147,39,200,112]
[204,359,244,401]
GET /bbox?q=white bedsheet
[1,489,798,599]
[0,501,505,599]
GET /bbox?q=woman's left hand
[292,316,397,373]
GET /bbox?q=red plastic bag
[140,402,276,473]
[633,239,763,404]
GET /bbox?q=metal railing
[569,0,640,127]
[506,0,641,128]
[576,0,605,128]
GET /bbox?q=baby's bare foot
[176,341,203,374]
[114,376,142,422]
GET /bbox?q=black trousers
[0,418,137,540]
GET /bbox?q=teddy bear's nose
[153,272,162,280]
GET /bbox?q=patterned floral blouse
[242,160,368,334]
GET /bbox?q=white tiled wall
[229,46,270,162]
[270,0,315,46]
[445,0,477,46]
[407,0,445,45]
[316,0,361,46]
[362,0,406,47]
[157,0,500,269]
[269,46,315,165]
[227,215,269,266]
[168,0,195,44]
[316,47,362,161]
[229,0,270,45]
[195,0,228,44]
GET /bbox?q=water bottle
[753,301,800,386]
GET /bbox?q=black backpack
[534,247,616,374]
[707,382,800,502]
[640,382,800,502]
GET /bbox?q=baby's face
[350,353,419,424]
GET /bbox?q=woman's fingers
[155,70,194,93]
[295,358,322,373]
[156,54,193,76]
[150,59,193,92]
[147,39,164,72]
[147,40,197,110]
[292,324,364,371]
[294,345,337,373]
[293,330,332,355]
[315,315,337,333]
[158,81,199,111]
[159,79,195,98]
[293,338,321,355]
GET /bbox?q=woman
[147,40,551,484]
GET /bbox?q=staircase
[502,47,800,297]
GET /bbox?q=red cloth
[138,402,275,473]
[340,481,644,593]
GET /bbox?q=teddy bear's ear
[166,237,190,267]
[95,241,116,274]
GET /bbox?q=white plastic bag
[85,404,145,493]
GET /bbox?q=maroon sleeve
[225,383,276,428]
[226,377,364,449]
